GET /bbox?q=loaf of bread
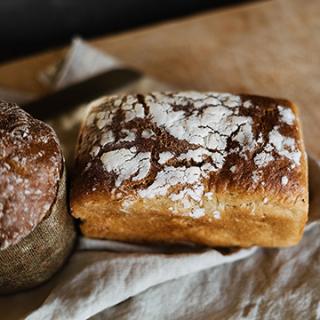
[71,92,308,247]
[0,101,75,294]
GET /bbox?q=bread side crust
[73,187,307,247]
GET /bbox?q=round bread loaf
[0,101,76,294]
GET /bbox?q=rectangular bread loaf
[71,92,308,247]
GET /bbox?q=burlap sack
[0,167,76,294]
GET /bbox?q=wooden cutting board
[0,0,319,158]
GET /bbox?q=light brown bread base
[73,193,307,248]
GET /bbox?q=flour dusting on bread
[100,147,151,187]
[75,92,304,220]
[0,101,63,249]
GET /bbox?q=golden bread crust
[71,92,308,247]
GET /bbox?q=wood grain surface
[0,0,319,157]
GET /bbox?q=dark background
[0,0,252,63]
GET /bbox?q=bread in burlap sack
[0,101,76,294]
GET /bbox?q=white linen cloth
[0,39,319,320]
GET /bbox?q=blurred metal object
[23,68,142,120]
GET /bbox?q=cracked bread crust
[71,92,308,247]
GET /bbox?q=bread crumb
[90,146,100,157]
[205,192,213,200]
[243,100,253,108]
[141,129,155,138]
[278,105,295,125]
[158,152,174,165]
[281,176,288,186]
[213,211,221,219]
[191,208,205,218]
[230,165,237,173]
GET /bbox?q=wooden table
[0,0,319,157]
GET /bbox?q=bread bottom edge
[77,209,307,248]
